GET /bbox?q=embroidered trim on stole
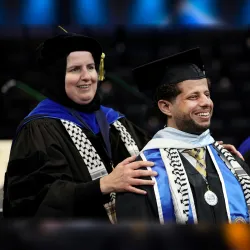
[207,145,231,222]
[213,142,250,219]
[161,148,197,224]
[61,119,139,224]
[61,119,108,180]
[112,120,140,156]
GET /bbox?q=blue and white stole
[140,128,250,224]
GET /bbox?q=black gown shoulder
[4,116,150,219]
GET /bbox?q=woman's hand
[100,155,157,195]
[218,141,244,161]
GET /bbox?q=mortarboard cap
[37,33,103,66]
[132,47,206,99]
[37,33,105,81]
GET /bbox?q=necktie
[184,147,206,179]
[184,147,219,206]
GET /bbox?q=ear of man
[158,100,172,117]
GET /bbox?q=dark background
[1,0,250,147]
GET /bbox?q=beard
[174,115,211,135]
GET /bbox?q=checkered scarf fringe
[61,119,139,223]
[163,148,193,224]
[112,120,140,156]
[213,142,250,217]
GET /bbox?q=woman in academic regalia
[3,33,157,221]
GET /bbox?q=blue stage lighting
[242,0,250,25]
[179,0,219,26]
[131,0,167,26]
[22,0,56,25]
[74,0,106,25]
[0,2,3,24]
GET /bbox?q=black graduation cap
[36,33,105,80]
[37,33,102,67]
[132,47,206,99]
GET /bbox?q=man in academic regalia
[116,48,250,224]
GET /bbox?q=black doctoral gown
[3,117,149,220]
[116,150,250,224]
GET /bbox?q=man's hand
[100,155,157,195]
[218,141,244,161]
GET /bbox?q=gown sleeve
[114,119,157,222]
[3,119,104,218]
[115,156,159,223]
[116,182,159,223]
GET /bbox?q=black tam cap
[132,47,206,99]
[37,33,103,68]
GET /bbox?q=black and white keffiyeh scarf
[61,119,139,223]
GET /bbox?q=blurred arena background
[1,0,250,212]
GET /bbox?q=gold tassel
[58,25,68,33]
[98,52,105,81]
